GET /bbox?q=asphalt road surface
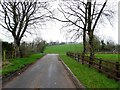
[3,54,76,88]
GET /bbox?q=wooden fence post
[14,51,16,58]
[78,53,80,62]
[3,50,6,62]
[81,54,84,64]
[99,59,102,72]
[75,53,77,60]
[116,62,119,78]
[74,53,76,60]
[71,53,72,56]
[70,52,71,57]
[12,51,14,59]
[89,57,91,67]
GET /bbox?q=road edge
[2,54,46,86]
[58,56,85,89]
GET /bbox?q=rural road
[3,54,76,88]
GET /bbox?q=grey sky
[0,0,119,44]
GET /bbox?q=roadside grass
[1,54,44,76]
[59,55,119,88]
[95,54,120,62]
[44,44,83,54]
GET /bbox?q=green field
[95,54,120,62]
[44,44,83,54]
[1,54,44,76]
[45,44,120,62]
[60,55,119,88]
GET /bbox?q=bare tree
[48,1,88,61]
[49,0,113,61]
[0,0,50,57]
[87,0,108,62]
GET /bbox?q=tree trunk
[87,1,95,66]
[82,29,86,64]
[19,47,23,58]
[14,38,23,58]
[89,31,94,61]
[82,3,87,63]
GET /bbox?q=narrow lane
[3,54,76,88]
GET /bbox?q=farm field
[44,44,83,54]
[95,54,120,62]
[45,44,120,62]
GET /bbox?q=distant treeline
[2,38,120,56]
[46,39,120,53]
[47,41,79,46]
[86,36,120,53]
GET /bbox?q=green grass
[44,44,83,54]
[1,54,44,76]
[95,54,120,62]
[60,55,119,88]
[45,43,119,62]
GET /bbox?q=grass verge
[59,54,120,89]
[1,53,44,77]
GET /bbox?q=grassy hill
[44,44,119,62]
[44,44,83,54]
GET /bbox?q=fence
[66,52,120,81]
[2,50,16,61]
[2,50,29,61]
[2,50,30,67]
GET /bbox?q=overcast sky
[0,0,119,44]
